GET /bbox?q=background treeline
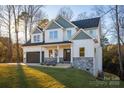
[103,45,124,76]
[0,37,23,63]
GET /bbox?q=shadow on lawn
[16,64,65,88]
[28,66,89,88]
[16,63,28,88]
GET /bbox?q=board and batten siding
[72,39,95,57]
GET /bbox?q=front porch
[41,43,72,64]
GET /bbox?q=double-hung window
[33,35,40,43]
[67,30,72,39]
[79,47,85,57]
[49,31,58,39]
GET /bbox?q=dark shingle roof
[72,17,100,29]
[23,40,72,46]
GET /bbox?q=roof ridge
[71,17,100,22]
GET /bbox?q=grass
[0,64,124,88]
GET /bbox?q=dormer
[44,16,78,42]
[72,17,101,43]
[31,27,43,43]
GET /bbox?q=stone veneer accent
[72,57,94,74]
[44,58,57,63]
[59,57,64,63]
[59,57,70,63]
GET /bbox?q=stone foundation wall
[59,57,64,63]
[72,57,94,74]
[59,57,70,63]
[44,58,57,63]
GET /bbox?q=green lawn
[0,64,124,88]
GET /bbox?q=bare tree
[0,5,13,63]
[58,7,73,20]
[19,5,45,43]
[38,19,49,29]
[116,5,124,80]
[12,5,22,63]
[76,12,89,20]
[93,6,114,46]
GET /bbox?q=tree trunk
[116,5,124,80]
[12,6,20,64]
[8,9,12,63]
[29,16,33,39]
[25,19,28,43]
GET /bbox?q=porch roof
[22,40,72,46]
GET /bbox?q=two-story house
[22,16,102,77]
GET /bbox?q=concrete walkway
[1,63,71,68]
[25,63,71,68]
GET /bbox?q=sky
[43,5,94,21]
[4,5,111,44]
[17,5,95,43]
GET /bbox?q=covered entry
[26,52,40,63]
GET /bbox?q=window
[33,35,40,43]
[67,30,72,39]
[49,50,53,58]
[49,31,58,39]
[79,47,85,57]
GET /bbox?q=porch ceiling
[42,44,71,48]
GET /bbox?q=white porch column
[57,45,60,63]
[71,44,73,64]
[23,51,26,64]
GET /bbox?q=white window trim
[33,34,41,43]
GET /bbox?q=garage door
[26,52,40,63]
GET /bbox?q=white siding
[23,46,41,52]
[72,39,95,57]
[95,46,103,74]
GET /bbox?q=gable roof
[32,27,43,34]
[72,17,100,29]
[55,16,78,28]
[45,20,63,30]
[72,29,94,40]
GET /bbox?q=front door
[63,49,71,61]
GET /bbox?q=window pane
[54,31,58,39]
[34,35,36,42]
[49,31,58,39]
[49,50,53,58]
[80,48,85,57]
[50,31,52,39]
[67,30,71,39]
[37,35,40,42]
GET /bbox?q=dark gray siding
[32,28,42,34]
[56,16,74,28]
[47,22,60,30]
[73,31,92,40]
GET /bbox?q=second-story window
[67,30,72,39]
[33,35,40,43]
[49,31,58,39]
